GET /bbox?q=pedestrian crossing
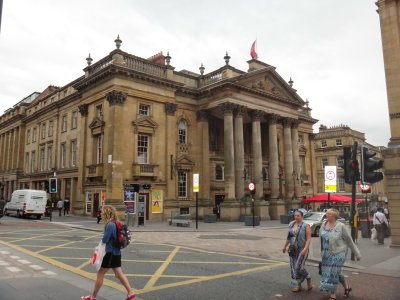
[0,250,57,277]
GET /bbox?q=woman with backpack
[82,205,136,300]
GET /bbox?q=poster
[151,190,163,214]
[124,185,137,214]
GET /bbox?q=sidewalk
[47,214,400,278]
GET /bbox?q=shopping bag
[371,228,377,241]
[91,241,106,271]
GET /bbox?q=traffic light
[343,146,360,184]
[49,178,57,193]
[362,146,383,184]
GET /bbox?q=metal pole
[196,192,198,230]
[366,192,370,237]
[350,141,357,261]
[252,197,255,228]
[328,192,331,209]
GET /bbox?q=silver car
[302,211,345,236]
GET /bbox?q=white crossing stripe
[42,271,57,276]
[6,267,21,272]
[10,256,20,259]
[29,265,44,270]
[0,251,10,254]
[17,259,31,264]
[0,261,10,266]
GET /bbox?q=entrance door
[138,194,147,226]
[93,193,100,217]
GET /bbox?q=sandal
[306,279,314,291]
[344,286,352,298]
[291,286,302,292]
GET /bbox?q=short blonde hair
[101,205,119,223]
[326,208,340,220]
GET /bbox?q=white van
[4,190,47,219]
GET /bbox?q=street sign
[324,166,337,193]
[248,181,255,193]
[359,183,371,193]
[193,173,199,193]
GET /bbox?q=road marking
[35,233,100,254]
[17,259,31,264]
[30,265,44,270]
[77,259,92,270]
[6,266,21,272]
[0,261,10,266]
[143,246,181,290]
[0,251,10,254]
[10,255,20,259]
[107,273,208,279]
[10,229,78,243]
[42,270,57,276]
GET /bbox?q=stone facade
[377,0,400,247]
[0,39,318,221]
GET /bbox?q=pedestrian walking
[97,206,102,224]
[82,205,136,300]
[63,198,70,216]
[0,197,6,219]
[383,205,390,221]
[373,207,389,245]
[319,209,361,300]
[282,210,313,292]
[56,199,63,217]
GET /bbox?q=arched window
[178,120,187,144]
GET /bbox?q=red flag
[250,40,258,59]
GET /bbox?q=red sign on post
[248,181,255,193]
[360,183,371,193]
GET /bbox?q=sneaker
[125,294,137,300]
[81,296,95,300]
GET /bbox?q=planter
[239,214,252,222]
[280,215,293,224]
[203,214,217,223]
[244,215,260,226]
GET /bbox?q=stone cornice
[106,90,127,106]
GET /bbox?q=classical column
[6,131,11,171]
[268,114,280,199]
[250,110,264,200]
[283,118,295,200]
[220,102,236,200]
[197,110,211,203]
[0,134,3,172]
[165,102,178,207]
[291,120,301,199]
[76,103,89,214]
[234,105,245,200]
[11,128,16,170]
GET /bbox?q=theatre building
[0,37,318,221]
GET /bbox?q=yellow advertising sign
[151,190,163,214]
[193,173,200,193]
[324,185,337,192]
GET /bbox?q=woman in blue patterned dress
[319,209,361,300]
[282,210,313,292]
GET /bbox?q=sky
[0,0,390,146]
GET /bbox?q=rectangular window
[40,148,45,171]
[178,170,188,198]
[139,104,150,116]
[322,158,328,169]
[215,165,224,181]
[96,105,103,119]
[336,139,342,146]
[48,120,54,137]
[337,156,344,168]
[71,111,78,129]
[137,134,149,164]
[41,123,46,139]
[31,151,36,173]
[321,140,327,148]
[32,128,37,142]
[298,134,304,144]
[339,177,345,192]
[25,152,29,173]
[71,140,77,167]
[47,146,52,170]
[61,115,67,132]
[96,135,103,164]
[60,143,66,168]
[27,129,31,144]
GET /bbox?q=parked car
[4,190,47,219]
[302,211,345,236]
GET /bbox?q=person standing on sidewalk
[373,207,389,245]
[63,198,70,216]
[82,205,136,300]
[56,199,63,217]
[319,209,361,300]
[282,210,313,292]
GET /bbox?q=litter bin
[360,220,372,238]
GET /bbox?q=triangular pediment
[132,116,158,133]
[235,68,304,105]
[176,154,195,166]
[89,117,105,129]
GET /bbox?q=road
[0,216,398,299]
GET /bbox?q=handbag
[91,241,106,271]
